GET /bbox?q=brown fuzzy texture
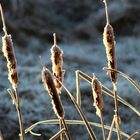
[51,45,64,93]
[2,35,18,90]
[103,24,117,83]
[92,74,103,117]
[41,67,64,119]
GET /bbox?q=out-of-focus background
[0,0,140,140]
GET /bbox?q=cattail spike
[103,0,110,25]
[0,4,7,35]
[92,74,103,117]
[51,34,64,93]
[53,33,57,46]
[42,67,64,119]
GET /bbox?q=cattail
[103,24,117,83]
[51,33,64,94]
[0,5,18,91]
[103,0,117,83]
[41,67,64,119]
[92,74,103,117]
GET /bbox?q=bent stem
[25,119,134,139]
[103,67,140,94]
[8,88,24,140]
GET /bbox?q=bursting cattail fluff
[2,35,18,90]
[103,24,117,83]
[41,67,64,119]
[51,33,64,93]
[92,74,103,117]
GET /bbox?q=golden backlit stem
[0,4,7,35]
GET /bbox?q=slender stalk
[103,0,110,25]
[100,111,106,140]
[0,4,7,35]
[127,132,139,140]
[107,116,115,140]
[59,119,64,140]
[112,83,121,140]
[49,128,66,140]
[76,70,81,107]
[15,88,25,140]
[61,119,71,140]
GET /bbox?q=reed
[103,0,121,139]
[0,4,24,140]
[92,74,106,140]
[51,33,64,94]
[41,67,71,140]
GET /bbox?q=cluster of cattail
[0,5,18,91]
[51,33,64,94]
[92,74,103,118]
[42,67,64,119]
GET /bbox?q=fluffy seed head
[103,24,117,83]
[51,33,64,93]
[92,74,103,117]
[41,67,64,119]
[2,35,18,90]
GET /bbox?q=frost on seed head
[92,74,103,117]
[2,35,18,90]
[41,67,64,119]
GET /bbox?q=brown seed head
[92,74,103,117]
[2,35,18,90]
[51,33,64,93]
[41,67,64,119]
[103,24,117,83]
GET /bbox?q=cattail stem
[61,119,71,140]
[107,116,115,140]
[0,4,7,35]
[100,111,106,140]
[15,88,25,140]
[49,128,66,140]
[53,33,57,46]
[59,119,64,140]
[76,70,81,107]
[103,0,110,25]
[113,83,121,140]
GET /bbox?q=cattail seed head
[92,74,103,117]
[2,35,18,90]
[103,24,117,83]
[41,67,64,119]
[51,33,64,93]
